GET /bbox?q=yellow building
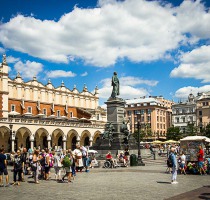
[125,96,174,140]
[196,92,210,132]
[0,55,106,152]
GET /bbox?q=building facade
[0,55,106,152]
[125,96,174,140]
[196,92,210,132]
[172,93,197,133]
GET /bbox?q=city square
[1,0,210,200]
[0,157,210,200]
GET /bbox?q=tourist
[53,152,62,181]
[118,151,127,166]
[197,145,206,175]
[179,151,186,175]
[21,147,27,181]
[0,148,10,187]
[13,150,23,186]
[106,151,117,167]
[61,149,73,183]
[44,149,50,180]
[32,149,40,184]
[73,145,83,172]
[81,146,89,172]
[169,147,178,184]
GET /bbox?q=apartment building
[125,96,174,140]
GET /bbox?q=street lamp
[137,121,145,166]
[9,124,13,152]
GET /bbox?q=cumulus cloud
[81,72,88,77]
[0,47,5,54]
[98,76,156,99]
[170,45,210,83]
[14,60,43,79]
[6,56,20,63]
[46,70,76,78]
[175,85,210,99]
[1,0,206,67]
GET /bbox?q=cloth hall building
[0,55,106,152]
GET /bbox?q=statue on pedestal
[111,72,119,98]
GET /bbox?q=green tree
[185,122,198,136]
[204,123,210,138]
[166,126,182,141]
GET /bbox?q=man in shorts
[0,148,10,187]
[197,145,206,175]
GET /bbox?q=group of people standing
[168,144,207,184]
[0,144,93,187]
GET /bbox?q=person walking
[53,152,62,181]
[13,150,23,186]
[169,147,178,184]
[32,150,40,184]
[21,147,27,181]
[0,148,10,187]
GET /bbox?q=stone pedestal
[92,97,137,156]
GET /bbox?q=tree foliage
[166,126,182,141]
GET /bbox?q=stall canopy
[180,136,210,143]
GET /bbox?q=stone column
[11,140,15,152]
[62,135,67,151]
[89,136,93,147]
[47,135,51,150]
[30,134,35,150]
[76,136,80,146]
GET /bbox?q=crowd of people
[0,144,98,187]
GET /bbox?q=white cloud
[98,76,156,99]
[0,47,5,54]
[170,45,210,83]
[6,56,20,63]
[175,85,210,99]
[46,70,76,78]
[81,72,88,77]
[14,60,43,79]
[0,0,197,67]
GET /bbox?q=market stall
[180,136,210,174]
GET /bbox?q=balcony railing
[0,117,105,129]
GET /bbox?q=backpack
[62,155,72,168]
[167,154,173,168]
[14,156,22,170]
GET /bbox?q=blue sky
[1,0,210,106]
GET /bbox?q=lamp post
[137,121,145,166]
[9,124,13,152]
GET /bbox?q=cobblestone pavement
[0,158,210,200]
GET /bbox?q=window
[57,110,60,117]
[199,118,202,123]
[70,112,73,118]
[147,109,151,114]
[43,108,47,115]
[157,123,159,128]
[199,111,202,116]
[157,116,159,122]
[183,117,185,123]
[203,102,209,106]
[176,118,179,123]
[27,107,32,113]
[11,105,15,112]
[96,114,100,120]
[147,116,151,122]
[140,110,144,114]
[157,109,159,114]
[127,111,132,116]
[160,117,162,122]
